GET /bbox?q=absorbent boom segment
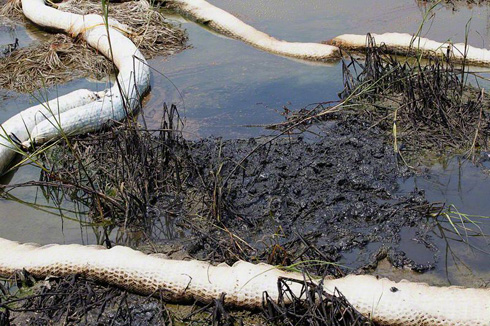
[163,0,341,61]
[0,238,489,326]
[329,32,490,65]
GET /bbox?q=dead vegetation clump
[0,0,187,93]
[263,278,373,326]
[28,104,190,233]
[0,34,112,91]
[339,34,490,160]
[0,0,24,22]
[0,270,174,326]
[55,0,187,58]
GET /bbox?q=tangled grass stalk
[0,0,24,21]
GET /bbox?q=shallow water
[397,157,490,285]
[143,0,490,138]
[0,0,490,286]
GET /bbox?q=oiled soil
[159,113,437,274]
[1,274,190,326]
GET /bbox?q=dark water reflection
[396,157,490,286]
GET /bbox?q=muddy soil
[142,113,437,275]
[32,110,441,272]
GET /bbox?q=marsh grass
[30,104,187,230]
[0,0,24,21]
[436,204,489,250]
[339,34,490,161]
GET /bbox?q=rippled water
[1,0,490,286]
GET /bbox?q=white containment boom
[329,32,490,65]
[163,0,340,61]
[0,237,489,326]
[0,0,150,173]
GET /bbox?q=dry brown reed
[57,0,187,58]
[0,34,112,92]
[0,0,187,92]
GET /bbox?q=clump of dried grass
[0,0,187,93]
[0,34,112,92]
[0,0,24,22]
[57,0,187,58]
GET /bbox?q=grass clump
[0,34,113,92]
[31,104,189,233]
[340,34,490,162]
[0,270,174,326]
[263,277,373,326]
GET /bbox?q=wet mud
[28,109,440,274]
[176,113,437,274]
